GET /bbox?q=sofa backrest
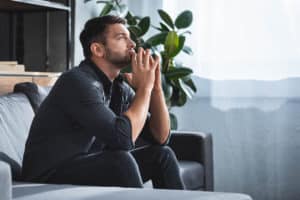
[0,82,51,180]
[0,93,35,180]
[14,82,52,113]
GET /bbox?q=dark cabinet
[0,0,73,72]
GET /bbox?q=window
[163,0,300,80]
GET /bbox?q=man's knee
[108,151,143,187]
[110,151,138,169]
[151,146,177,159]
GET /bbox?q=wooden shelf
[0,72,60,94]
[0,71,61,77]
[0,0,72,70]
[0,0,70,12]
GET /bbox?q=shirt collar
[83,59,124,91]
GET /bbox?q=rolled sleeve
[114,115,134,150]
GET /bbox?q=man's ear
[90,42,105,58]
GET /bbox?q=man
[22,15,184,189]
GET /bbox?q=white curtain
[163,0,300,80]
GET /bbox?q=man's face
[103,24,136,68]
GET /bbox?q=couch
[0,82,252,200]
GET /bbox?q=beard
[104,46,131,69]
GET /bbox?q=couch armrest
[168,130,214,191]
[0,161,12,200]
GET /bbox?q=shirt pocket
[120,101,130,113]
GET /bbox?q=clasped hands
[124,47,161,92]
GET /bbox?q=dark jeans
[46,145,185,189]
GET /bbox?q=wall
[172,76,300,200]
[73,1,104,66]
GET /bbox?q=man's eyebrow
[114,32,129,37]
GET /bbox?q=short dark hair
[79,15,126,58]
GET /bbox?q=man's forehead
[106,24,130,36]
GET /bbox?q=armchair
[169,131,213,190]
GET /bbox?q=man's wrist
[152,84,163,93]
[136,86,153,95]
[151,86,165,98]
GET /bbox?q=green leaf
[165,67,193,80]
[134,16,142,20]
[128,26,142,37]
[162,74,173,100]
[179,79,192,99]
[126,11,137,25]
[171,35,185,57]
[183,78,197,92]
[180,30,192,36]
[182,46,193,55]
[161,54,170,73]
[118,4,128,16]
[174,89,187,106]
[138,17,150,36]
[164,31,179,58]
[160,22,170,32]
[169,112,178,130]
[158,9,174,29]
[99,3,113,16]
[146,32,168,46]
[175,10,193,29]
[129,32,139,47]
[152,25,163,31]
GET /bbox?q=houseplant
[85,0,196,129]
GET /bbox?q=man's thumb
[123,73,133,85]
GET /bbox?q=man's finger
[137,47,143,68]
[153,54,160,70]
[123,73,133,86]
[154,54,160,64]
[130,51,137,72]
[143,49,150,69]
[149,55,154,68]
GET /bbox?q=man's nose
[129,39,136,48]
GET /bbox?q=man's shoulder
[57,64,98,85]
[52,65,105,97]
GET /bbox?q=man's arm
[124,88,152,142]
[123,48,156,143]
[148,87,170,144]
[148,59,170,144]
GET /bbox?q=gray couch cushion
[0,93,34,180]
[12,182,252,200]
[179,161,204,190]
